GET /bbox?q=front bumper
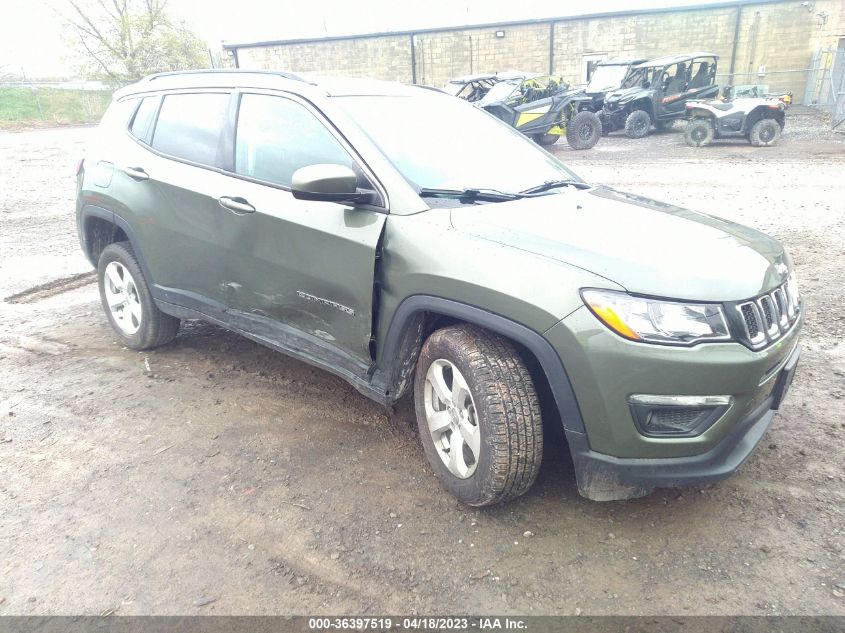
[565,342,801,501]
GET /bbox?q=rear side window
[151,93,229,166]
[129,96,158,143]
[234,93,354,187]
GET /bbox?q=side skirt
[155,298,390,405]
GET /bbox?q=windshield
[621,67,659,89]
[338,93,579,193]
[476,80,519,106]
[586,65,629,92]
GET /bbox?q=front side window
[151,92,229,166]
[234,93,354,187]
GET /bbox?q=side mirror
[291,164,366,203]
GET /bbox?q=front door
[214,92,387,366]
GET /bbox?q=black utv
[579,57,648,112]
[477,74,602,149]
[602,53,720,138]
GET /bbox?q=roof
[447,73,498,84]
[635,52,719,67]
[114,69,428,100]
[597,57,649,66]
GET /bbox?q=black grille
[760,297,774,329]
[773,290,787,323]
[736,279,799,349]
[742,304,759,338]
[648,407,709,428]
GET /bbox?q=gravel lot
[0,108,843,616]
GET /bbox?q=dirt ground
[0,107,843,616]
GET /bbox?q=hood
[605,86,651,104]
[449,187,790,302]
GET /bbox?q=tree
[58,0,208,84]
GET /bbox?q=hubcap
[423,359,480,479]
[760,126,774,142]
[103,261,142,335]
[579,124,593,140]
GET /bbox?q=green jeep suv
[76,70,802,505]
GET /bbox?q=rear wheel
[566,110,602,150]
[97,242,180,350]
[533,133,560,146]
[749,118,781,146]
[684,118,715,147]
[624,109,651,138]
[413,325,543,506]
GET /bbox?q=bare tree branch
[57,0,208,83]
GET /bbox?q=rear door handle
[122,166,149,181]
[218,196,256,214]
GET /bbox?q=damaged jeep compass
[77,70,802,505]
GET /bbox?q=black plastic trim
[377,295,586,433]
[79,205,156,286]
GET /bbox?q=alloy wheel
[103,261,142,335]
[423,359,481,479]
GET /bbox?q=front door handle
[122,166,149,181]
[218,196,256,214]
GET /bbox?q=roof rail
[143,69,308,83]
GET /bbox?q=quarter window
[129,96,158,143]
[151,93,229,166]
[234,93,354,187]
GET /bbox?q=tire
[566,110,602,150]
[684,118,715,147]
[97,241,180,350]
[597,111,610,136]
[533,133,560,146]
[413,325,543,507]
[624,109,651,138]
[749,118,781,146]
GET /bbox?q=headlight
[581,289,731,345]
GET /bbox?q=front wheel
[413,325,543,506]
[566,110,602,150]
[684,118,715,147]
[624,109,651,138]
[749,118,781,146]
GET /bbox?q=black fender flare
[79,204,156,287]
[378,295,586,434]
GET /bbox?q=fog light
[628,395,731,437]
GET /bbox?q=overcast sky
[3,0,728,78]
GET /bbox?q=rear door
[213,91,387,366]
[124,90,234,312]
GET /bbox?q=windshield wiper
[519,179,590,194]
[418,187,526,202]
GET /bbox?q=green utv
[477,74,602,149]
[77,70,802,505]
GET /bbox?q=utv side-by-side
[477,74,602,149]
[602,53,720,138]
[579,58,648,113]
[684,97,786,147]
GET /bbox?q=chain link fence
[0,82,113,128]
